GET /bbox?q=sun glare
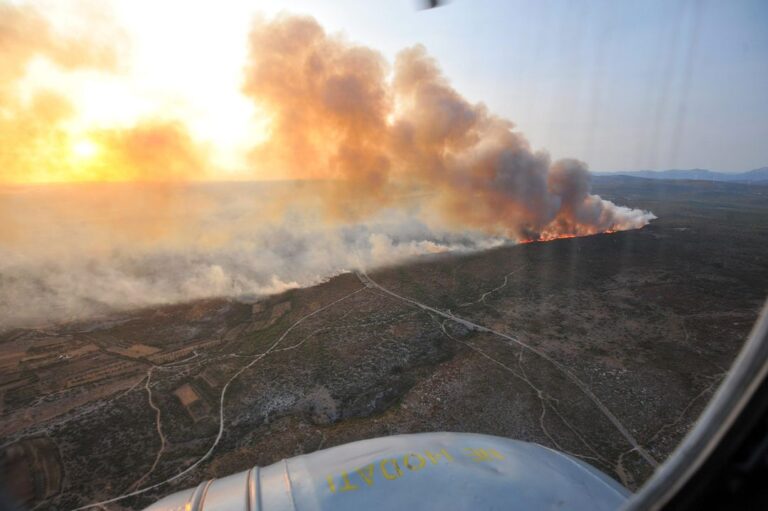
[71,139,99,160]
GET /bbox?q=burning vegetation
[0,9,655,328]
[243,15,655,240]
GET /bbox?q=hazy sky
[258,0,768,172]
[16,0,768,173]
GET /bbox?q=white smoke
[0,182,508,329]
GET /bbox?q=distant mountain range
[592,167,768,183]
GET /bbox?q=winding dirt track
[73,287,365,511]
[127,367,166,492]
[355,271,658,468]
[75,267,659,509]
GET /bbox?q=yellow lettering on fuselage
[381,458,403,480]
[339,471,359,492]
[325,446,504,495]
[404,452,426,471]
[356,464,376,486]
[464,447,506,462]
[425,448,455,464]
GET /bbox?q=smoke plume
[0,3,208,184]
[244,15,654,239]
[0,12,655,329]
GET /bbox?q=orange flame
[519,228,618,244]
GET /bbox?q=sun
[71,138,99,160]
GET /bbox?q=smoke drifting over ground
[0,183,505,328]
[0,13,655,328]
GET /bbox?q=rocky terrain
[1,177,767,510]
